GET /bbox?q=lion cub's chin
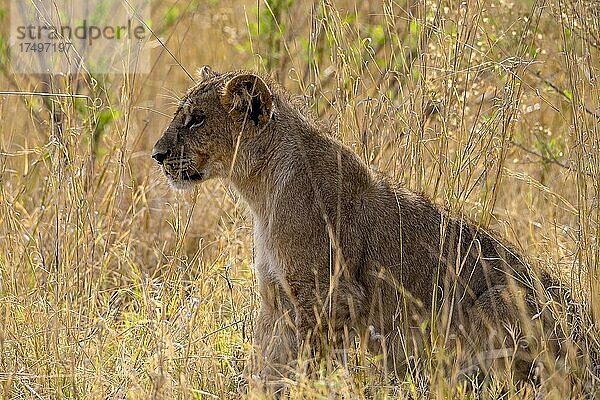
[168,177,203,191]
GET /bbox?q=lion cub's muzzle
[151,147,208,185]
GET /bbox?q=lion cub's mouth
[165,169,204,183]
[179,170,203,181]
[160,154,209,188]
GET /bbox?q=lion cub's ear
[221,74,273,126]
[197,65,219,81]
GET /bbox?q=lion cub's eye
[184,114,205,130]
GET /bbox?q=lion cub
[152,66,563,391]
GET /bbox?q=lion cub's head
[152,66,274,189]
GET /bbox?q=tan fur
[152,67,565,391]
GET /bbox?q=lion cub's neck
[230,108,352,225]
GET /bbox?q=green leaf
[95,108,121,136]
[164,6,181,28]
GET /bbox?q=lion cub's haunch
[152,66,562,390]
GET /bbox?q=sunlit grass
[0,0,598,398]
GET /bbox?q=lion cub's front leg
[246,284,298,394]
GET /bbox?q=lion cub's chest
[253,220,284,285]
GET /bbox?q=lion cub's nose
[151,148,170,164]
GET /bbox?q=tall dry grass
[0,0,599,398]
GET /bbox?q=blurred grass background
[0,0,599,398]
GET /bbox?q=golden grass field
[0,0,599,398]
